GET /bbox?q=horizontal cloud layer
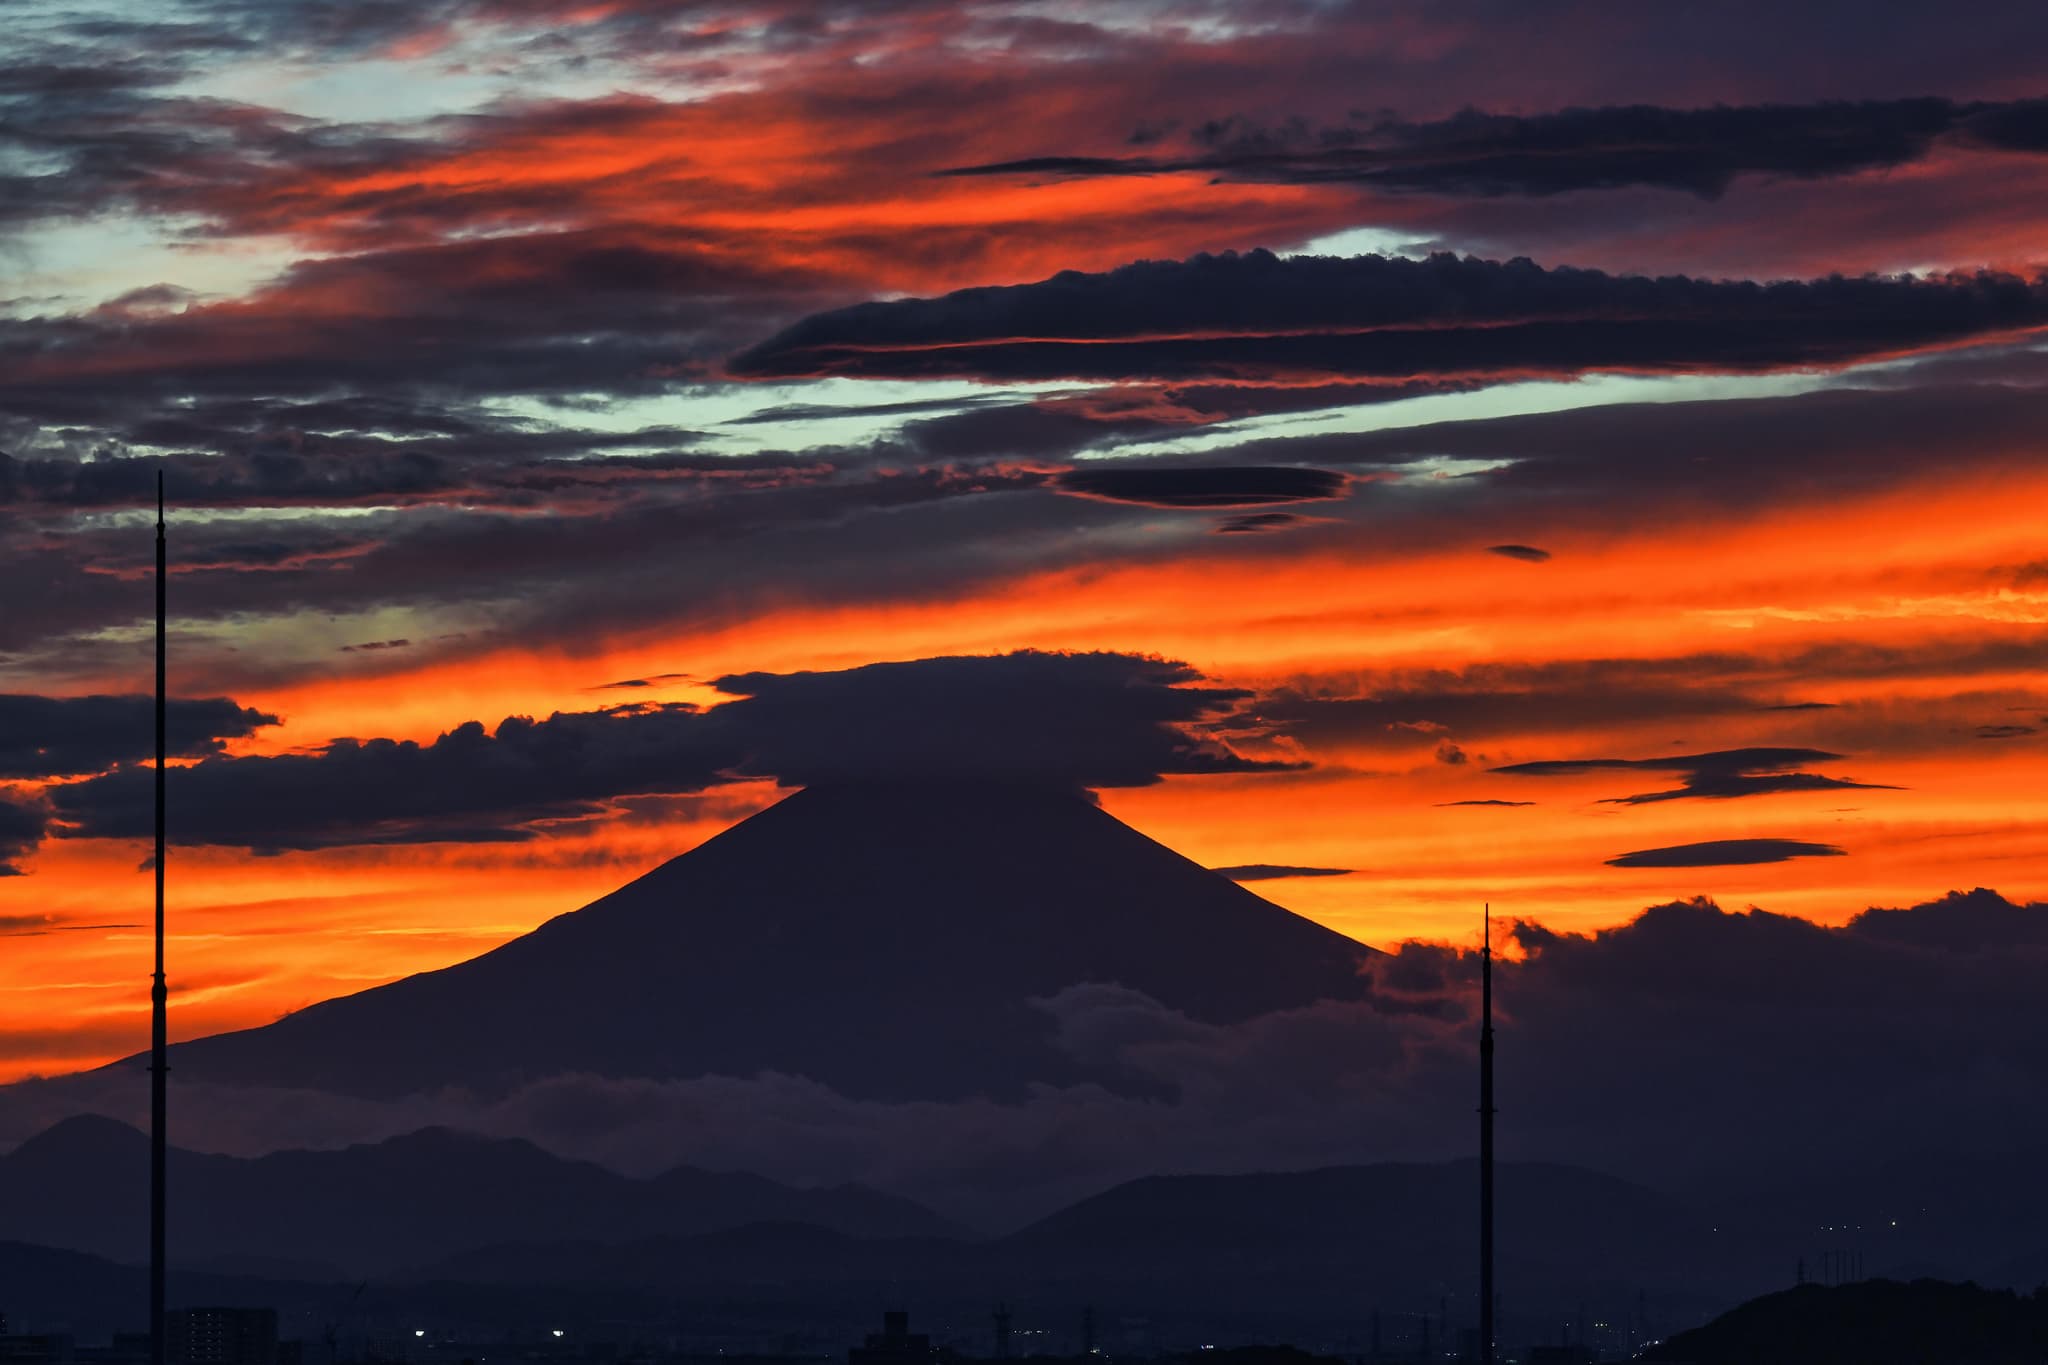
[1492,746,1897,804]
[946,96,2048,199]
[1053,465,1349,508]
[1605,838,1848,868]
[0,793,49,875]
[710,651,1293,789]
[1210,864,1353,881]
[48,652,1291,851]
[1488,544,1552,563]
[0,694,278,779]
[730,251,2048,385]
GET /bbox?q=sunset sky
[5,0,2048,1083]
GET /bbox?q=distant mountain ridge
[126,782,1374,1101]
[406,1157,1770,1323]
[0,1114,955,1277]
[8,1143,2041,1351]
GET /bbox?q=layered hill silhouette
[0,1238,685,1344]
[400,1159,1769,1342]
[139,783,1374,1100]
[11,1135,2025,1350]
[0,1114,953,1277]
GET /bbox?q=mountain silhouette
[405,1159,1763,1333]
[999,1160,1767,1307]
[141,783,1374,1100]
[0,1114,953,1276]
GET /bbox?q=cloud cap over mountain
[712,650,1294,791]
[49,651,1295,851]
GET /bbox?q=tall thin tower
[150,472,169,1365]
[1479,904,1495,1365]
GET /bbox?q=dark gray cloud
[0,793,50,874]
[0,694,277,779]
[1209,864,1352,880]
[1492,746,1896,804]
[1185,369,2048,538]
[1849,887,2048,950]
[1605,838,1847,868]
[48,652,1293,851]
[3,5,2045,719]
[0,444,1090,676]
[729,250,2048,385]
[710,650,1296,791]
[13,330,2048,689]
[1053,465,1349,508]
[3,227,846,423]
[594,673,692,690]
[50,703,744,852]
[1262,671,1788,754]
[1494,746,1843,777]
[1488,543,1551,563]
[1435,799,1534,807]
[0,913,143,936]
[0,437,825,515]
[1214,511,1310,534]
[0,45,239,227]
[1957,99,2048,154]
[945,97,2048,199]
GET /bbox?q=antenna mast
[151,472,169,1365]
[1479,904,1495,1365]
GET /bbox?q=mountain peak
[8,1112,143,1160]
[153,782,1372,1102]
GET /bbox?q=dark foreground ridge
[122,782,1373,1101]
[1645,1279,2048,1364]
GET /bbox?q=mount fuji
[138,782,1375,1101]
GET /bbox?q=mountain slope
[140,783,1374,1100]
[1644,1281,2048,1365]
[1001,1160,1750,1296]
[402,1159,1766,1330]
[0,1114,954,1276]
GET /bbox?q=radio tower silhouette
[150,472,169,1365]
[1479,904,1496,1365]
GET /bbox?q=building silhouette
[848,1314,929,1365]
[0,1336,73,1365]
[166,1310,277,1365]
